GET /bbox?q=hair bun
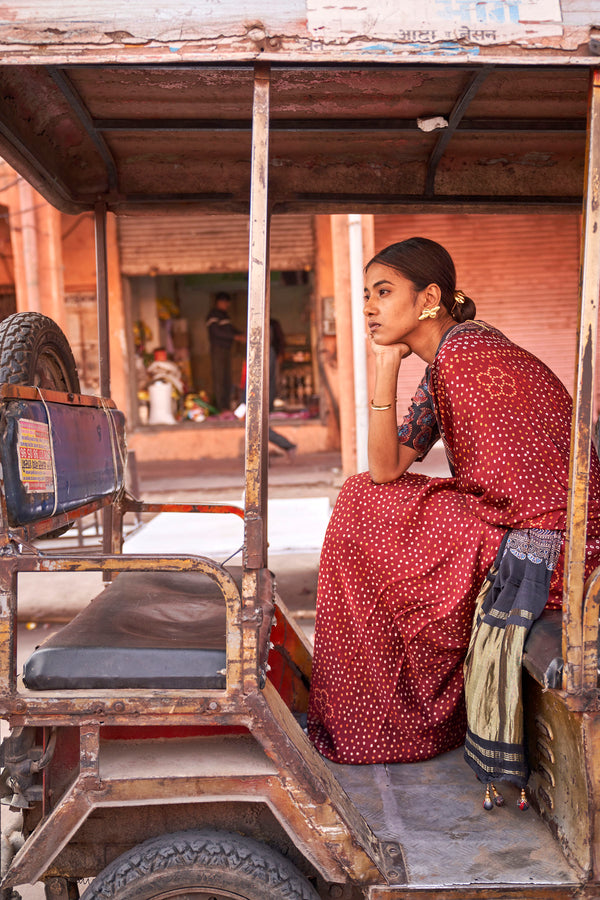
[452,290,476,322]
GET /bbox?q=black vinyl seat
[523,609,566,689]
[23,571,229,690]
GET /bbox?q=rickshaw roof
[0,61,594,215]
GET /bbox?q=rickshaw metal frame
[564,69,600,703]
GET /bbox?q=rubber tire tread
[0,312,79,391]
[80,829,320,900]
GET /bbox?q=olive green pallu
[464,528,562,789]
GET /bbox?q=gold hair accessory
[451,290,466,316]
[418,305,440,321]
[371,399,396,410]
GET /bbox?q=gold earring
[418,305,440,321]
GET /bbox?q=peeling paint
[0,0,593,64]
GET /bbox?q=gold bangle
[371,399,395,410]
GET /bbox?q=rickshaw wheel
[0,312,80,392]
[80,830,320,900]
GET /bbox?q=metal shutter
[118,213,315,275]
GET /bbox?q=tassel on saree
[483,783,505,810]
[484,783,528,810]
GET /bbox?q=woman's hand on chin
[369,334,411,360]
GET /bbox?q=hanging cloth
[463,527,562,787]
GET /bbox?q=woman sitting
[307,237,600,795]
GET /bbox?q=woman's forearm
[368,354,415,482]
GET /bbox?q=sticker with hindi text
[17,419,54,493]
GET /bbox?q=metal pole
[94,200,113,566]
[244,63,271,570]
[349,214,369,473]
[562,68,600,695]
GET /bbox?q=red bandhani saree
[307,321,600,765]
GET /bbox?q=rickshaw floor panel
[328,747,579,887]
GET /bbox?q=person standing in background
[206,291,245,411]
[269,317,297,459]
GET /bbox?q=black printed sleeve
[397,371,440,459]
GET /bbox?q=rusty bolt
[113,702,125,713]
[14,700,25,712]
[208,701,219,710]
[48,879,64,895]
[329,886,343,898]
[247,25,266,43]
[387,869,400,881]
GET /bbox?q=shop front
[118,211,339,460]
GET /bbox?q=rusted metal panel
[581,566,600,693]
[4,713,385,889]
[370,887,586,899]
[248,681,389,885]
[0,64,592,215]
[563,69,600,697]
[582,714,600,880]
[0,385,116,407]
[268,598,312,714]
[524,674,592,877]
[0,566,17,695]
[117,213,315,275]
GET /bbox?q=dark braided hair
[366,237,476,323]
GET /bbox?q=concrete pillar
[37,202,66,331]
[106,212,130,414]
[362,215,376,408]
[329,214,377,478]
[331,214,357,477]
[5,178,34,313]
[16,179,40,313]
[5,177,65,330]
[313,214,340,451]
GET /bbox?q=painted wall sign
[17,419,54,494]
[307,0,564,44]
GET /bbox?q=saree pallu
[463,528,562,787]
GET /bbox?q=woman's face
[363,262,422,347]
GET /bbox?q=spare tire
[0,312,80,392]
[0,313,81,539]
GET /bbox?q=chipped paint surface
[0,0,595,63]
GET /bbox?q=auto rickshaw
[0,6,599,899]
